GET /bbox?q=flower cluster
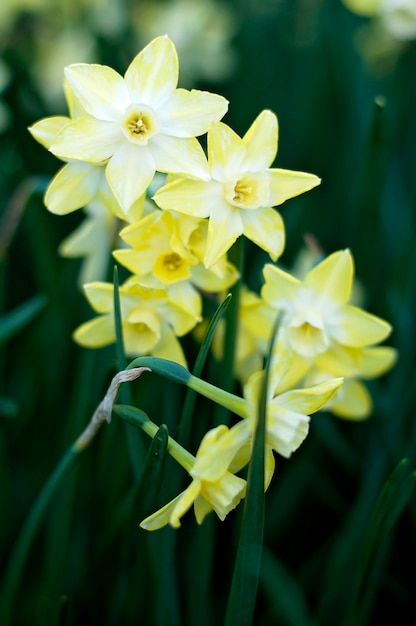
[30,35,396,530]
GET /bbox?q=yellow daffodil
[140,425,247,529]
[113,208,239,300]
[73,277,201,366]
[242,347,344,459]
[302,343,398,419]
[48,36,228,213]
[261,249,392,360]
[154,110,320,267]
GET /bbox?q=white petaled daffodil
[29,83,145,222]
[154,109,321,268]
[48,35,228,214]
[261,249,392,360]
[140,425,247,530]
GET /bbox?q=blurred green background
[1,0,415,624]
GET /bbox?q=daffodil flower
[73,277,202,366]
[154,109,320,267]
[113,209,239,301]
[49,35,228,213]
[302,343,398,419]
[261,249,392,360]
[140,425,247,529]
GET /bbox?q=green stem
[113,404,195,472]
[127,356,247,419]
[214,237,244,425]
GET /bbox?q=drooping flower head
[140,425,247,530]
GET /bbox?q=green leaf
[260,547,314,626]
[225,315,280,626]
[344,458,415,626]
[177,293,232,446]
[0,294,46,346]
[128,356,191,386]
[135,424,169,520]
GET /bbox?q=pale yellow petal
[261,264,301,307]
[154,178,222,218]
[359,345,398,378]
[205,205,243,268]
[329,379,373,420]
[29,116,71,149]
[73,314,115,347]
[241,206,285,261]
[268,168,321,206]
[305,249,353,304]
[45,162,102,215]
[106,143,155,212]
[83,282,114,313]
[242,110,278,170]
[64,63,128,120]
[152,326,188,368]
[140,490,191,531]
[150,135,210,180]
[208,122,246,181]
[331,306,392,347]
[125,35,178,108]
[277,377,344,415]
[159,88,228,137]
[51,117,124,162]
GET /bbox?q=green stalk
[214,237,244,426]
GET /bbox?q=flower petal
[45,162,102,214]
[154,177,222,218]
[261,263,301,308]
[125,36,178,108]
[158,88,228,137]
[106,143,155,212]
[51,117,124,162]
[150,134,210,180]
[73,314,115,347]
[268,168,321,206]
[305,249,353,304]
[331,306,392,347]
[152,325,188,367]
[83,282,114,313]
[64,64,129,120]
[29,116,71,149]
[242,110,278,170]
[241,206,285,261]
[208,122,246,180]
[277,377,344,415]
[327,378,373,420]
[205,205,243,268]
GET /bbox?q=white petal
[64,64,129,120]
[50,117,124,162]
[158,88,228,137]
[150,135,210,180]
[125,36,178,108]
[106,143,155,213]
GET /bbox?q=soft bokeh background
[1,0,415,624]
